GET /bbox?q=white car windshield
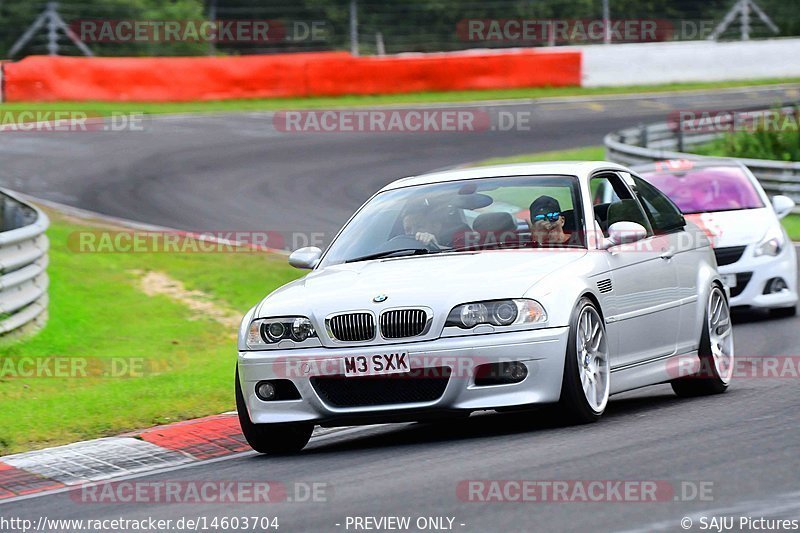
[641,165,765,214]
[320,175,585,266]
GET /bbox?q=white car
[237,161,733,454]
[632,160,798,317]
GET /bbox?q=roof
[379,160,629,192]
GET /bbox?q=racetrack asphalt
[1,86,799,532]
[1,85,798,238]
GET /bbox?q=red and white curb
[0,413,353,502]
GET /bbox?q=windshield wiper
[442,241,529,254]
[345,248,432,264]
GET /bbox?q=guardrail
[0,190,49,339]
[604,103,800,213]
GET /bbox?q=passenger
[528,195,571,246]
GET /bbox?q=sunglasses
[533,211,561,222]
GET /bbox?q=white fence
[580,38,800,87]
[0,190,49,338]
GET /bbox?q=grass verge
[693,129,800,162]
[477,145,800,241]
[0,211,303,454]
[0,78,798,116]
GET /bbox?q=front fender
[692,245,724,344]
[524,254,610,328]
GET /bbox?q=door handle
[660,249,675,260]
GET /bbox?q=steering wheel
[385,234,441,252]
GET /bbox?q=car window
[591,177,620,205]
[630,175,686,234]
[319,175,586,266]
[590,173,651,237]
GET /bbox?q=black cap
[529,195,561,217]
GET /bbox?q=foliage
[2,0,798,57]
[693,110,800,162]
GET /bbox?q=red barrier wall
[3,50,581,102]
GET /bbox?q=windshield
[640,165,764,214]
[319,175,585,267]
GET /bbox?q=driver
[403,207,445,248]
[528,195,571,246]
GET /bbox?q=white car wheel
[577,304,610,413]
[672,285,734,396]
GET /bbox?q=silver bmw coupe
[236,162,734,453]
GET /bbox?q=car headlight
[754,226,785,257]
[246,317,318,349]
[445,299,547,329]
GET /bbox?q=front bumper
[238,327,570,425]
[721,243,798,310]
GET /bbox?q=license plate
[721,274,737,288]
[344,353,410,377]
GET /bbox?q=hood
[256,249,586,320]
[685,208,774,249]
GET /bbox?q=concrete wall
[580,38,800,87]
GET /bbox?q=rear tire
[557,298,610,424]
[235,368,313,454]
[769,305,797,318]
[671,285,733,397]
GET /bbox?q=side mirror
[288,246,322,269]
[772,195,795,220]
[603,222,648,248]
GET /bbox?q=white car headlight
[754,226,785,257]
[246,317,318,349]
[445,299,547,329]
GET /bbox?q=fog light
[255,381,277,401]
[474,362,528,386]
[764,277,789,294]
[507,362,528,381]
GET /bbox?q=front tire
[671,285,734,397]
[235,368,313,454]
[557,298,610,423]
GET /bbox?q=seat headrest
[594,203,611,221]
[559,209,577,232]
[607,200,650,228]
[472,212,517,233]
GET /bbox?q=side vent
[597,279,613,294]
